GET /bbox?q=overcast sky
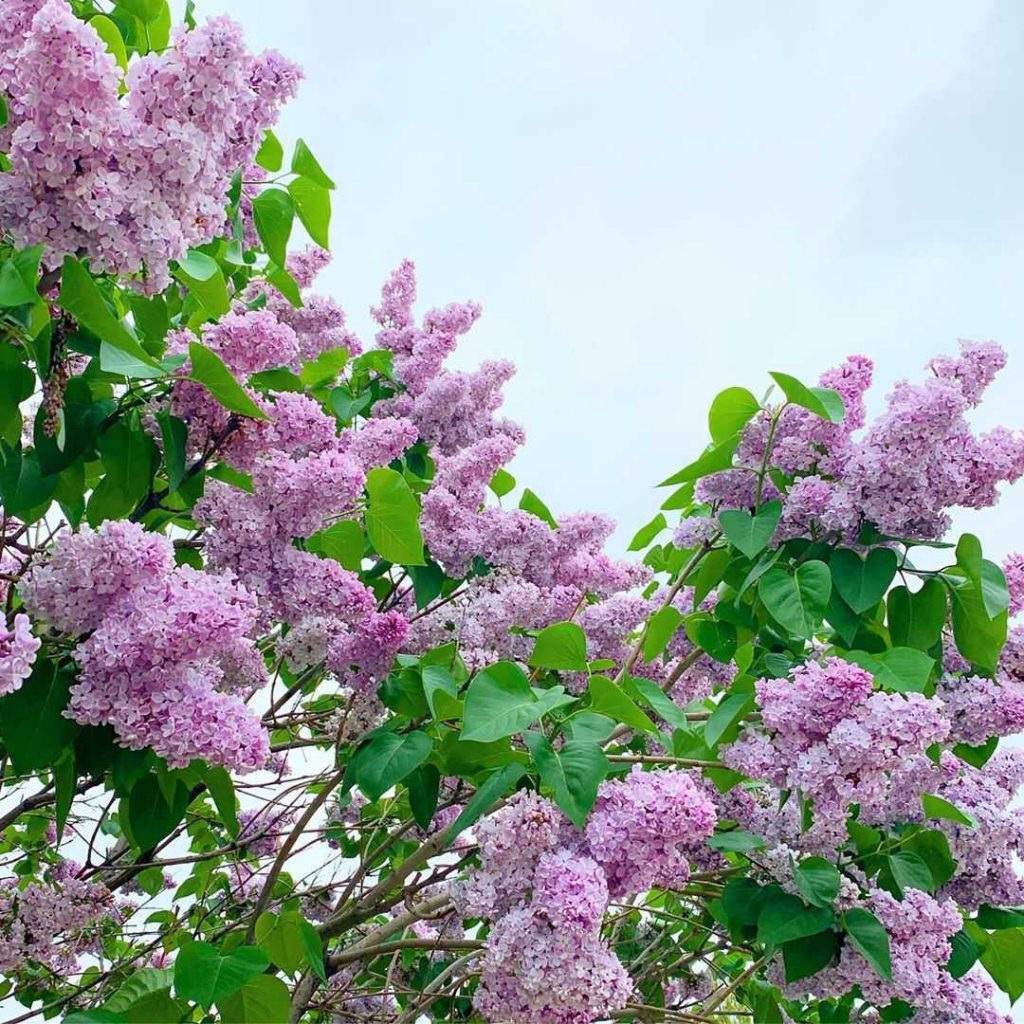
[209,0,1024,567]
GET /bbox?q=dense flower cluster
[474,851,632,1024]
[723,658,949,849]
[584,765,717,897]
[21,521,268,770]
[0,871,117,974]
[690,342,1024,542]
[786,887,1005,1020]
[0,0,299,290]
[459,772,715,1023]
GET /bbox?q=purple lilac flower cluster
[0,870,117,974]
[459,772,716,1023]
[0,1,299,291]
[686,342,1024,543]
[723,658,949,850]
[21,521,269,770]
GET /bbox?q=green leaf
[830,547,898,614]
[407,763,440,830]
[157,411,188,493]
[660,435,740,487]
[586,675,657,734]
[844,647,935,695]
[420,664,462,722]
[525,733,609,828]
[353,730,433,801]
[642,606,683,662]
[844,907,892,980]
[628,512,666,552]
[977,906,1024,930]
[174,942,269,1008]
[173,251,230,317]
[0,245,44,305]
[365,466,425,565]
[769,371,845,422]
[114,0,164,21]
[706,830,766,853]
[288,177,331,249]
[251,188,295,268]
[87,418,157,525]
[255,911,311,975]
[443,763,527,845]
[783,930,840,983]
[981,928,1024,1004]
[519,487,557,528]
[297,916,326,983]
[89,15,128,70]
[922,793,976,828]
[462,662,543,742]
[291,139,336,189]
[887,580,947,651]
[757,893,834,946]
[528,621,588,672]
[188,341,269,420]
[489,467,516,498]
[57,257,160,368]
[758,561,831,638]
[300,346,348,387]
[215,974,291,1023]
[54,749,75,839]
[125,773,189,850]
[105,968,174,1014]
[204,765,239,839]
[626,674,692,730]
[0,446,55,522]
[888,850,936,894]
[63,1012,126,1024]
[793,857,841,908]
[266,263,303,307]
[0,660,78,773]
[255,130,284,173]
[330,386,372,421]
[905,828,957,888]
[719,500,782,559]
[949,573,1007,672]
[708,386,761,443]
[307,521,365,571]
[704,692,755,750]
[947,927,983,979]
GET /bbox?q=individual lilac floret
[584,766,717,897]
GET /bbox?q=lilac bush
[0,3,1023,1023]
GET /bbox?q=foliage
[0,4,1022,1024]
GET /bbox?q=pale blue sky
[213,0,1024,562]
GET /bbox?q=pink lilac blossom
[23,523,269,772]
[934,749,1024,909]
[473,851,631,1024]
[0,3,300,290]
[703,344,1024,543]
[935,673,1024,746]
[454,790,568,919]
[1003,552,1024,617]
[0,614,39,695]
[723,659,949,851]
[0,872,117,974]
[788,888,963,1014]
[19,520,174,635]
[583,766,717,897]
[237,807,296,860]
